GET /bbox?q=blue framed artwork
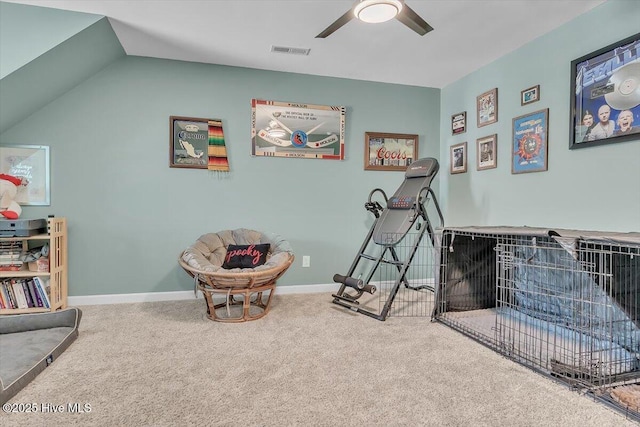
[512,109,549,174]
[569,32,640,149]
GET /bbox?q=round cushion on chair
[181,228,293,274]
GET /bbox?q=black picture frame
[451,111,466,135]
[170,116,210,169]
[569,32,640,149]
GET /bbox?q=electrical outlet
[302,255,310,267]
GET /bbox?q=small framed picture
[477,88,498,127]
[521,85,540,106]
[476,134,497,171]
[450,142,467,174]
[451,112,466,135]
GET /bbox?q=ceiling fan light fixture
[354,0,403,24]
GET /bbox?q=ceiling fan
[316,0,434,38]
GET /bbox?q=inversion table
[332,157,444,320]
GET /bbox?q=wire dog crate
[433,227,640,417]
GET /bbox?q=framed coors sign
[364,132,419,171]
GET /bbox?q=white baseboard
[68,283,341,306]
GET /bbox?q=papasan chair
[179,228,294,322]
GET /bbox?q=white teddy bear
[0,173,23,219]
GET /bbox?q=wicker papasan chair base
[179,229,294,322]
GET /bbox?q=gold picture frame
[521,85,540,106]
[476,134,497,171]
[477,88,498,128]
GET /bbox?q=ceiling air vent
[271,45,310,56]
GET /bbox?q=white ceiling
[4,0,605,88]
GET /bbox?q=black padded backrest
[373,158,439,246]
[405,157,439,179]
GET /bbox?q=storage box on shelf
[0,217,67,314]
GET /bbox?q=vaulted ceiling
[3,0,605,88]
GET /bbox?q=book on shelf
[0,242,22,251]
[0,261,24,271]
[27,279,43,307]
[0,277,50,310]
[3,281,16,309]
[33,277,50,309]
[11,280,28,309]
[9,282,18,308]
[21,280,34,307]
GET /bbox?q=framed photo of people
[569,32,640,149]
[476,134,497,171]
[450,142,467,174]
[451,112,466,135]
[477,88,498,127]
[512,109,549,174]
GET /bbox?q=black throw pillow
[222,243,270,269]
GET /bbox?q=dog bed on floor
[0,308,82,404]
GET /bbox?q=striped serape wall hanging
[208,120,229,172]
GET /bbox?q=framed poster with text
[451,112,466,135]
[512,109,549,174]
[170,116,228,171]
[364,132,418,171]
[251,99,345,160]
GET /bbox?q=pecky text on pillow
[222,244,270,269]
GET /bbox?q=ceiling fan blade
[316,9,355,38]
[396,3,434,36]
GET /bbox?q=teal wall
[0,16,125,133]
[1,56,441,296]
[0,1,125,133]
[440,0,640,232]
[2,0,639,298]
[0,2,101,79]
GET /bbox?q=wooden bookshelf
[0,217,67,315]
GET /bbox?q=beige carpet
[2,293,636,426]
